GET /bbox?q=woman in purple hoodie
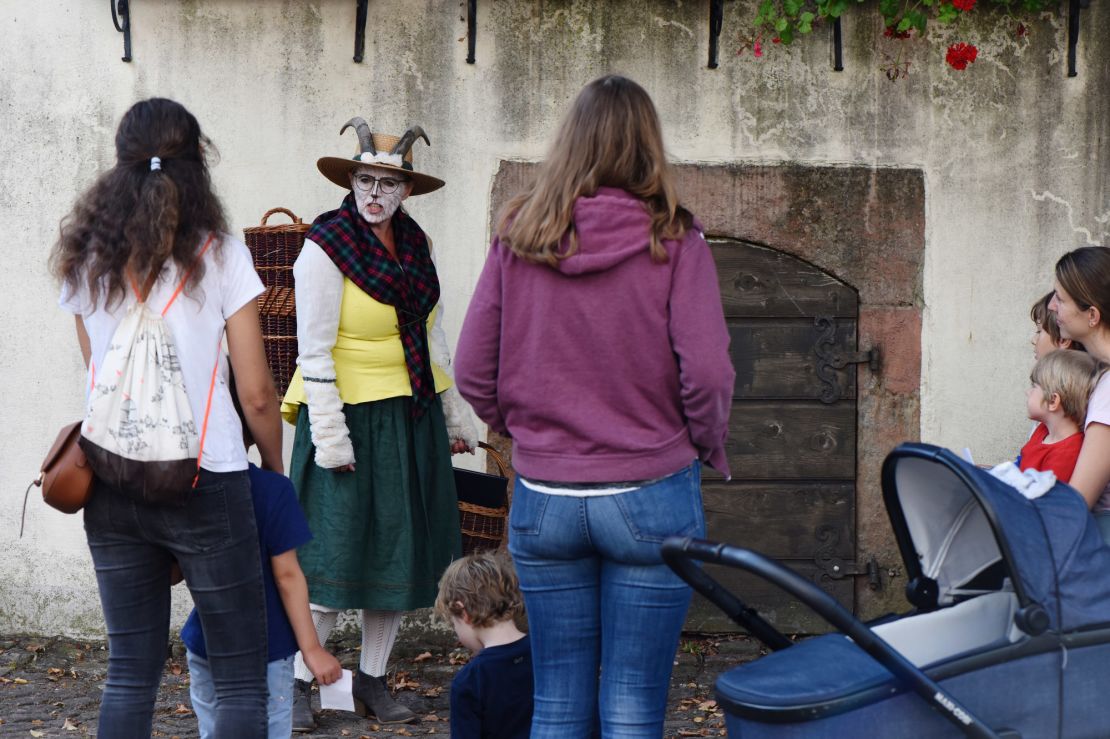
[455,75,734,738]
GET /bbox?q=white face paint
[351,164,411,225]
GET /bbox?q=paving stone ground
[0,630,762,737]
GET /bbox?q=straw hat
[317,117,444,196]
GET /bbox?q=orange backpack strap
[163,233,216,317]
[192,336,223,488]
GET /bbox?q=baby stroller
[663,442,1110,738]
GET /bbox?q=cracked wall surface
[1,0,1107,636]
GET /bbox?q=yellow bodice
[281,277,451,423]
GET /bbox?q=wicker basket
[243,208,310,397]
[456,442,512,555]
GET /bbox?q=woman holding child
[281,119,476,728]
[455,75,734,737]
[52,98,278,737]
[1049,246,1110,542]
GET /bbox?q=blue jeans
[188,651,295,739]
[83,469,269,738]
[508,462,705,739]
[1095,511,1110,546]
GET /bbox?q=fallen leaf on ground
[677,730,709,737]
[25,643,44,653]
[173,703,192,715]
[422,713,441,722]
[47,668,64,676]
[169,662,183,676]
[413,651,433,662]
[30,731,45,738]
[395,729,413,736]
[422,686,443,698]
[698,699,717,711]
[12,678,28,685]
[63,717,79,731]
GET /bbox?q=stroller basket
[663,443,1110,739]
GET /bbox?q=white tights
[293,606,402,681]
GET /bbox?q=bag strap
[163,234,215,317]
[123,233,217,308]
[191,335,223,489]
[127,265,164,303]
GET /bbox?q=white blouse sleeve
[294,240,355,469]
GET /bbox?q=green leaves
[746,0,1049,65]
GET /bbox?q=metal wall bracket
[708,0,724,69]
[1066,0,1086,77]
[467,0,477,64]
[832,17,844,71]
[353,0,369,62]
[110,0,132,63]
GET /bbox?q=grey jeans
[84,468,268,738]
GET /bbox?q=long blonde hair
[498,75,691,266]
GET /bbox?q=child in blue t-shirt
[180,382,341,738]
[435,551,533,739]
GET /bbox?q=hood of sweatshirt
[555,187,662,276]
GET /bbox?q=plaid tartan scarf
[308,193,440,419]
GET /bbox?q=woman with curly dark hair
[51,98,279,737]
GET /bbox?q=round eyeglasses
[352,173,407,194]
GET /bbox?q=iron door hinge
[814,316,881,404]
[814,525,882,590]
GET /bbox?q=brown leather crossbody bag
[20,421,95,536]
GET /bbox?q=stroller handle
[662,536,1011,739]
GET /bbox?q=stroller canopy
[882,443,1110,633]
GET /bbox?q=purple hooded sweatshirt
[455,187,734,483]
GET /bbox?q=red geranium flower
[945,42,978,70]
[952,0,977,11]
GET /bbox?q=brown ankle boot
[352,670,416,724]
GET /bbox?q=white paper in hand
[319,668,355,712]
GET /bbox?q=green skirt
[289,395,461,610]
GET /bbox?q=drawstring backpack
[79,235,221,505]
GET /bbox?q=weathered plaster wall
[1,0,1107,636]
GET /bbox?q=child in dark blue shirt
[436,551,533,739]
[180,378,341,738]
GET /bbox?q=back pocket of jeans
[614,469,704,544]
[508,482,549,536]
[166,482,231,553]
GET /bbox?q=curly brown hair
[435,550,524,629]
[50,98,228,309]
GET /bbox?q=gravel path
[0,631,761,737]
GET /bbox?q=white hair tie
[150,157,162,171]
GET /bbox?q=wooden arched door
[690,239,873,632]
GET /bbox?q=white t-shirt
[1084,372,1110,511]
[60,235,264,473]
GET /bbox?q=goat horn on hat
[340,117,376,155]
[390,126,430,158]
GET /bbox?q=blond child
[436,551,533,739]
[1019,350,1103,482]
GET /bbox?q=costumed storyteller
[281,118,477,729]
